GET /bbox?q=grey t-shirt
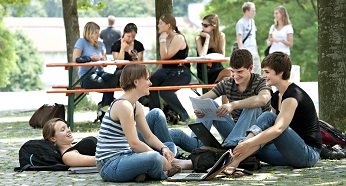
[235,17,257,53]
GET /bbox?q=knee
[147,151,164,166]
[151,108,164,114]
[260,112,276,119]
[150,108,165,118]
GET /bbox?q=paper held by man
[189,97,226,122]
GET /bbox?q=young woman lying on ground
[43,118,97,167]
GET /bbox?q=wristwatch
[160,145,168,152]
[159,38,166,43]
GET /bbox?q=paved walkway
[1,111,346,185]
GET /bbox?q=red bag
[320,120,346,148]
[29,103,65,128]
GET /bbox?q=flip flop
[223,167,253,178]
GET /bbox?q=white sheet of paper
[189,97,226,121]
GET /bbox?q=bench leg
[68,93,75,131]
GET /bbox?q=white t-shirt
[269,24,294,55]
[236,17,258,53]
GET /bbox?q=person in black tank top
[196,14,232,104]
[43,118,97,167]
[228,52,321,171]
[144,14,191,124]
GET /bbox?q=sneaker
[100,105,109,112]
[134,173,148,182]
[320,144,345,159]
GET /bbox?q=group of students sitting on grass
[43,45,322,182]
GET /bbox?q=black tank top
[63,136,97,156]
[162,39,189,69]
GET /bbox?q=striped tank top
[95,98,135,160]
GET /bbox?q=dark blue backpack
[14,140,69,172]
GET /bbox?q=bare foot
[172,159,193,170]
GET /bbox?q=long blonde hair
[83,22,100,48]
[274,6,291,26]
[201,14,223,54]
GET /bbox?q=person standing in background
[100,15,121,55]
[267,6,293,56]
[235,2,261,75]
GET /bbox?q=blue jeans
[147,68,191,121]
[80,71,118,106]
[96,109,175,182]
[138,108,178,156]
[97,151,167,182]
[249,112,320,168]
[170,100,263,151]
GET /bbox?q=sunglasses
[201,23,212,28]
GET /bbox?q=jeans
[96,151,167,182]
[80,71,118,107]
[147,68,191,121]
[96,109,175,182]
[249,112,320,168]
[138,108,178,156]
[169,100,263,152]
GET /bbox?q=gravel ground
[1,111,345,186]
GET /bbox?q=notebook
[167,149,233,181]
[68,166,98,174]
[188,122,227,149]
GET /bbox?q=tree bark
[62,0,79,80]
[155,0,173,60]
[318,0,346,130]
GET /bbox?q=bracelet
[160,145,168,152]
[159,38,166,43]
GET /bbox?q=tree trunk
[318,0,346,130]
[155,0,173,60]
[62,0,79,81]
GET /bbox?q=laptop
[167,149,233,181]
[188,122,227,149]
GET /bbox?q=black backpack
[190,146,261,173]
[14,140,69,172]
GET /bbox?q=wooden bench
[46,59,229,130]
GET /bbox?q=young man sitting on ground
[169,49,272,152]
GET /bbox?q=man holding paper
[170,49,272,152]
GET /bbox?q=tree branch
[296,0,305,10]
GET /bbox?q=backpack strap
[14,164,31,172]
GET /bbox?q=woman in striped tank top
[95,64,191,182]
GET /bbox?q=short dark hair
[230,49,253,69]
[261,52,291,80]
[120,64,149,91]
